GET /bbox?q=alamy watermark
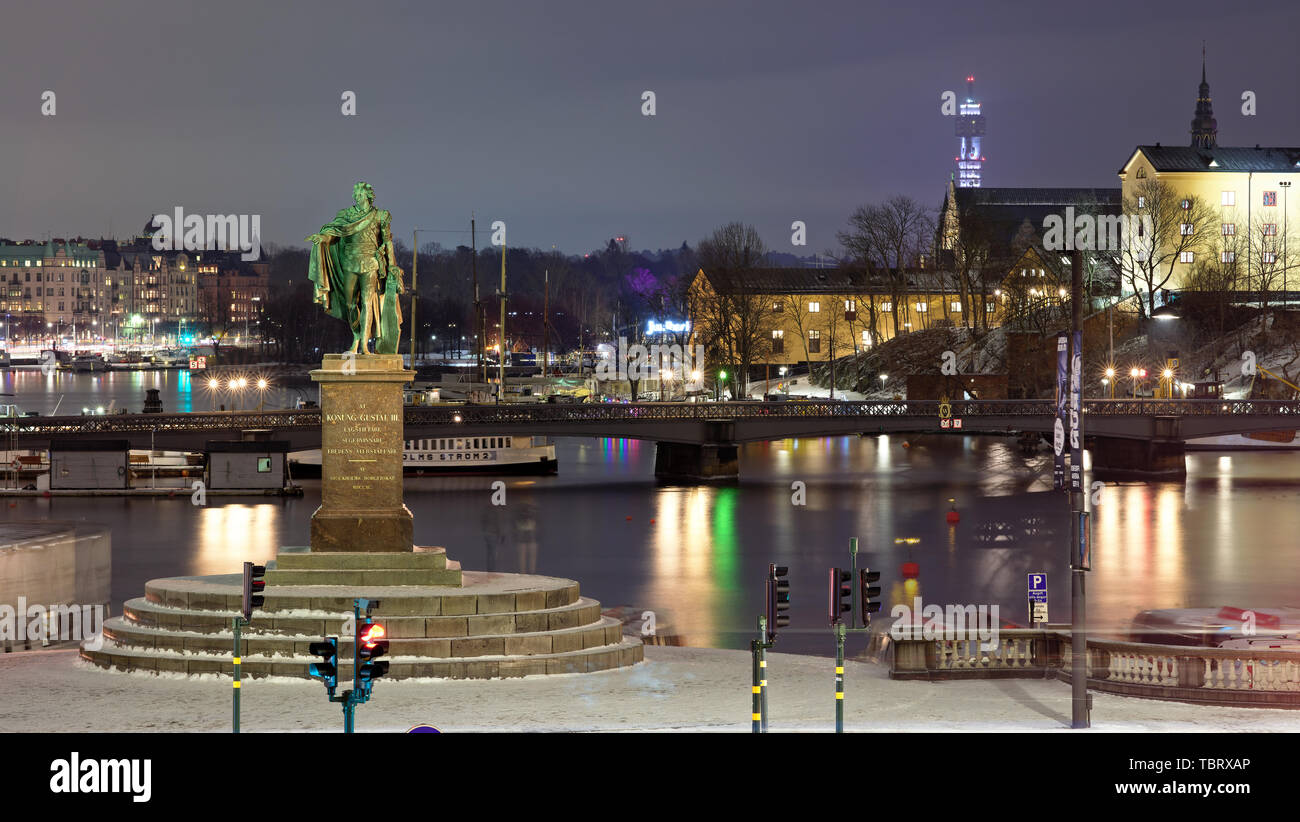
[889,597,1000,651]
[0,598,105,647]
[595,337,706,383]
[1042,207,1152,253]
[151,207,262,261]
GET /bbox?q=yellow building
[687,266,992,369]
[1117,60,1300,300]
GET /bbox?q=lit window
[1180,223,1194,235]
[1137,196,1146,208]
[807,301,820,313]
[1263,191,1277,207]
[1181,199,1191,210]
[1222,223,1235,236]
[915,302,928,313]
[1179,251,1195,263]
[880,301,892,312]
[1263,252,1277,264]
[1222,191,1235,206]
[986,300,996,312]
[950,301,962,312]
[1221,251,1235,263]
[1263,224,1278,236]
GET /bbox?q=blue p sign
[1028,573,1047,592]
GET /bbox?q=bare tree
[838,196,936,334]
[695,223,775,396]
[1119,179,1216,319]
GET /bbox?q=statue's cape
[306,204,376,320]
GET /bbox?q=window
[771,301,783,313]
[1263,252,1278,264]
[807,301,820,313]
[1179,223,1194,235]
[1222,191,1236,206]
[1222,251,1236,263]
[1222,223,1235,236]
[1181,199,1191,210]
[1136,167,1147,179]
[1137,196,1146,208]
[915,302,928,313]
[844,299,856,320]
[986,300,996,313]
[256,457,272,473]
[1263,223,1278,236]
[861,331,871,345]
[1179,251,1195,263]
[807,329,821,353]
[880,301,892,312]
[950,301,962,312]
[771,329,784,354]
[1264,191,1278,207]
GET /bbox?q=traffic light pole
[834,622,846,733]
[231,616,246,734]
[830,538,879,734]
[751,615,773,733]
[759,617,769,733]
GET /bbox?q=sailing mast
[471,215,483,385]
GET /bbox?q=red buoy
[901,561,920,579]
[945,497,959,523]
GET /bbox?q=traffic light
[765,564,790,643]
[357,620,390,690]
[241,561,266,621]
[859,568,882,626]
[308,636,338,692]
[829,568,852,625]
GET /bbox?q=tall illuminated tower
[955,75,986,188]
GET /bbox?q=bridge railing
[6,398,1300,436]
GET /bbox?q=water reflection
[6,427,1300,655]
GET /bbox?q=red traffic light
[361,623,386,646]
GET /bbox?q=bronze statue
[307,182,405,354]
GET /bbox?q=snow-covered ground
[3,647,1299,732]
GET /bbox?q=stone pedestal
[309,354,415,552]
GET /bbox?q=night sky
[4,0,1298,255]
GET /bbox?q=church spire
[1191,44,1217,149]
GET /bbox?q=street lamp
[256,377,269,411]
[1281,181,1291,300]
[207,377,220,411]
[1104,367,1115,399]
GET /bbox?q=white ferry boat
[289,434,557,477]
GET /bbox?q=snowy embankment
[3,647,1299,732]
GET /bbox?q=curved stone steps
[82,635,644,679]
[101,614,627,659]
[143,571,581,616]
[82,568,644,679]
[122,595,604,637]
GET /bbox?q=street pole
[751,615,765,733]
[498,241,507,403]
[834,622,846,733]
[411,229,419,366]
[1069,250,1089,729]
[232,616,244,733]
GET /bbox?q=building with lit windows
[1117,56,1300,299]
[0,240,109,345]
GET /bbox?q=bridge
[9,399,1299,480]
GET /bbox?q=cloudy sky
[4,0,1298,255]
